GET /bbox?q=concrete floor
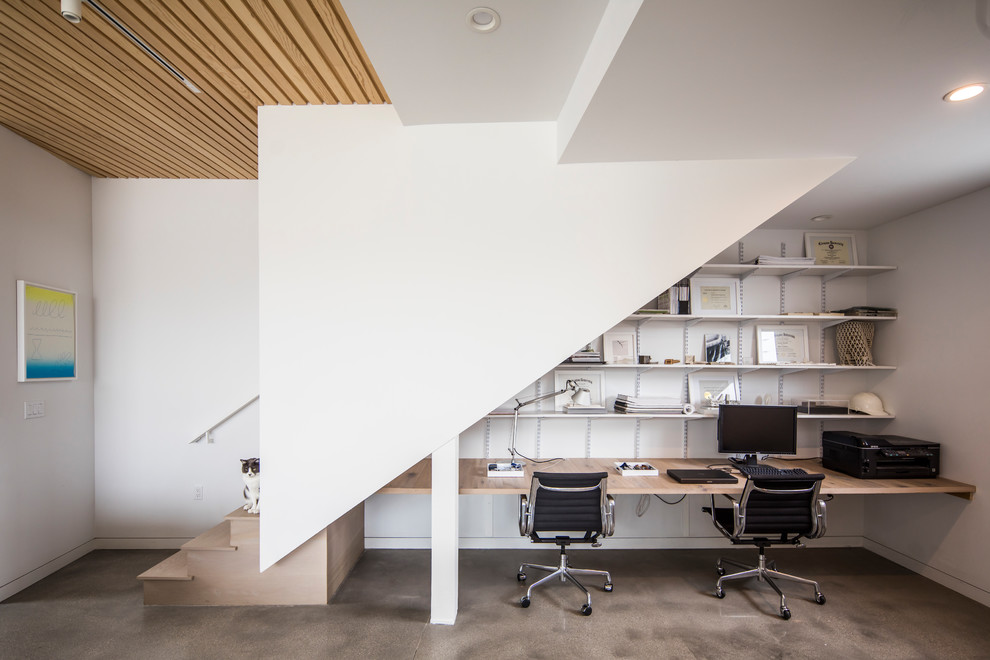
[2,547,988,659]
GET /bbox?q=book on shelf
[831,306,898,317]
[613,394,691,415]
[564,404,608,414]
[567,345,603,363]
[753,255,816,265]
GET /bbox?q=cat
[240,458,260,514]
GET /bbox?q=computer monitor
[717,404,798,467]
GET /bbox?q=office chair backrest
[737,475,825,537]
[530,471,608,534]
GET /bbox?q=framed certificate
[804,232,858,265]
[756,325,810,365]
[689,277,740,316]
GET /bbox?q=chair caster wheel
[580,604,592,616]
[716,565,725,576]
[604,582,613,592]
[715,586,725,599]
[780,607,791,620]
[517,572,526,582]
[815,592,826,605]
[520,596,530,608]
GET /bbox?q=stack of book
[568,348,603,363]
[754,255,816,265]
[613,395,686,415]
[832,306,897,317]
[564,404,608,414]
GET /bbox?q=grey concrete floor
[1,547,988,659]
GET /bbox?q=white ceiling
[342,0,990,230]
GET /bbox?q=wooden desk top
[378,457,976,500]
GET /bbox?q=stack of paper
[754,255,816,265]
[614,395,687,414]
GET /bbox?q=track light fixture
[61,0,82,23]
[59,0,201,93]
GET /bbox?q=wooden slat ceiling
[0,0,389,179]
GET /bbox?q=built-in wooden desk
[379,457,976,500]
[389,453,975,625]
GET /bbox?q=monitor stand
[729,454,760,468]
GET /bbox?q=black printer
[822,431,939,479]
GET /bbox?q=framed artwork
[704,333,732,364]
[553,370,605,411]
[688,373,738,408]
[804,232,858,265]
[689,277,740,316]
[603,331,637,364]
[17,280,77,381]
[756,325,810,364]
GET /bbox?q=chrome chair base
[517,549,612,615]
[714,550,826,619]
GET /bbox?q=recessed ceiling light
[810,215,832,223]
[466,7,500,33]
[943,83,986,102]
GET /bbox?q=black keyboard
[737,465,808,478]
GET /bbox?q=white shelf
[798,413,895,420]
[557,362,895,374]
[487,412,706,420]
[693,263,896,280]
[486,411,894,421]
[628,312,896,325]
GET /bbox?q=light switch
[24,401,45,419]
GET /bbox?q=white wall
[92,180,260,543]
[0,127,94,600]
[257,103,848,568]
[866,186,990,606]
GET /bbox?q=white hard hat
[850,392,887,415]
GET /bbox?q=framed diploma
[689,277,740,316]
[17,280,78,381]
[804,232,858,265]
[756,325,810,365]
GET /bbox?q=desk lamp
[507,378,592,468]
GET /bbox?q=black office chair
[703,473,828,619]
[516,471,615,615]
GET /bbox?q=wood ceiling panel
[0,0,389,179]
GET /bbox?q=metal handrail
[189,395,259,444]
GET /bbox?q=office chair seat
[516,471,615,616]
[704,474,828,619]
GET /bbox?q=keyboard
[736,465,808,478]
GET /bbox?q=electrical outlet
[193,485,204,501]
[24,401,45,419]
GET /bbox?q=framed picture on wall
[689,277,740,316]
[688,373,738,409]
[17,280,77,382]
[603,331,637,364]
[756,325,810,364]
[804,232,858,265]
[553,370,605,411]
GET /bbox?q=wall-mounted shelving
[481,250,899,460]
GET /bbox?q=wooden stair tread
[224,507,259,523]
[137,551,193,581]
[182,521,236,551]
